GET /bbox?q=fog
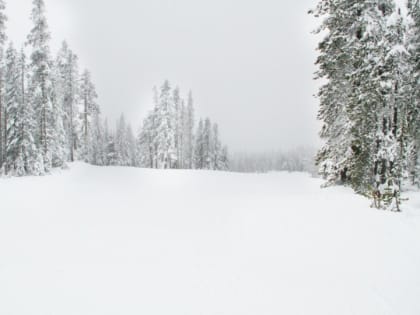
[7,0,321,153]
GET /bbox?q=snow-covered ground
[1,163,419,315]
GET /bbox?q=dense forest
[312,0,420,210]
[0,0,229,176]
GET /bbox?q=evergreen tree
[212,123,222,170]
[115,114,130,166]
[17,48,38,175]
[4,43,20,174]
[126,124,136,167]
[183,91,195,169]
[155,80,176,169]
[407,0,420,185]
[104,119,117,166]
[136,115,152,168]
[55,41,80,162]
[80,69,98,162]
[202,118,213,169]
[50,55,67,168]
[311,0,355,185]
[194,118,204,169]
[219,145,229,171]
[26,0,54,171]
[0,0,6,171]
[173,86,182,168]
[89,106,104,166]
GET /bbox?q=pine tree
[104,119,117,166]
[0,0,6,172]
[17,48,38,175]
[194,118,204,169]
[183,91,195,169]
[50,56,67,168]
[4,43,20,175]
[407,0,420,186]
[202,118,213,169]
[55,41,80,162]
[367,2,410,210]
[173,86,182,168]
[212,123,222,170]
[342,1,403,207]
[137,113,155,168]
[219,145,229,171]
[89,106,104,166]
[115,114,130,166]
[311,0,356,185]
[26,0,54,171]
[4,43,43,176]
[155,80,176,169]
[80,69,98,162]
[126,124,136,167]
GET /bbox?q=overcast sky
[7,0,321,153]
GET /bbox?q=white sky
[6,0,322,153]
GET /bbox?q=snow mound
[0,162,419,315]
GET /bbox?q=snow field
[0,163,419,315]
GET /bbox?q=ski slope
[1,162,419,315]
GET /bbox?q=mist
[7,0,321,153]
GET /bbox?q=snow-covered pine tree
[183,91,195,169]
[212,123,222,170]
[103,118,117,166]
[80,69,99,162]
[219,145,229,171]
[55,41,80,162]
[202,118,213,169]
[115,114,134,166]
[311,0,355,185]
[178,98,187,168]
[367,2,411,210]
[26,0,55,171]
[0,0,6,172]
[16,48,39,175]
[155,80,176,169]
[194,118,204,169]
[4,43,45,175]
[115,114,125,165]
[407,0,420,186]
[338,1,403,207]
[89,105,104,166]
[4,43,20,175]
[49,55,67,168]
[173,86,182,168]
[126,124,136,167]
[137,113,155,168]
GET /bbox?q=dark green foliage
[312,0,419,210]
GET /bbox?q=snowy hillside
[1,163,420,315]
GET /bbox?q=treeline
[0,0,229,176]
[230,147,316,175]
[312,0,420,210]
[0,0,101,176]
